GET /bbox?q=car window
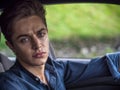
[46,3,120,58]
[0,3,120,59]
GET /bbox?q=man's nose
[32,36,42,50]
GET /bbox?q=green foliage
[45,4,120,40]
[0,34,6,49]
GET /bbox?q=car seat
[0,53,15,72]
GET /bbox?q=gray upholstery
[0,53,14,72]
[0,63,4,72]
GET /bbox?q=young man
[0,0,120,90]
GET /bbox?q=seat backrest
[0,62,4,72]
[0,53,15,72]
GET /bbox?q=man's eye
[20,38,30,43]
[38,31,46,38]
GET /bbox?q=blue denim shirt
[0,52,120,90]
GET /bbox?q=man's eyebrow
[37,28,48,33]
[16,34,29,39]
[38,28,48,31]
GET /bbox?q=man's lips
[33,52,46,58]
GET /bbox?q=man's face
[7,15,49,67]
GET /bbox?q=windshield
[0,3,120,58]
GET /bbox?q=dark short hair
[0,0,47,44]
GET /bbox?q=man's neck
[19,61,48,85]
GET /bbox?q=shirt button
[35,77,40,81]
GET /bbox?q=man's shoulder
[0,70,16,81]
[0,71,20,90]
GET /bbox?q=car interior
[0,0,120,90]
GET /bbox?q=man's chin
[35,60,47,66]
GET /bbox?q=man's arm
[64,52,120,86]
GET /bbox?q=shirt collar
[11,57,55,81]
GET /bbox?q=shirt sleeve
[106,52,120,80]
[63,52,120,86]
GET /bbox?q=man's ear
[6,41,15,52]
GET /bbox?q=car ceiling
[0,0,120,10]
